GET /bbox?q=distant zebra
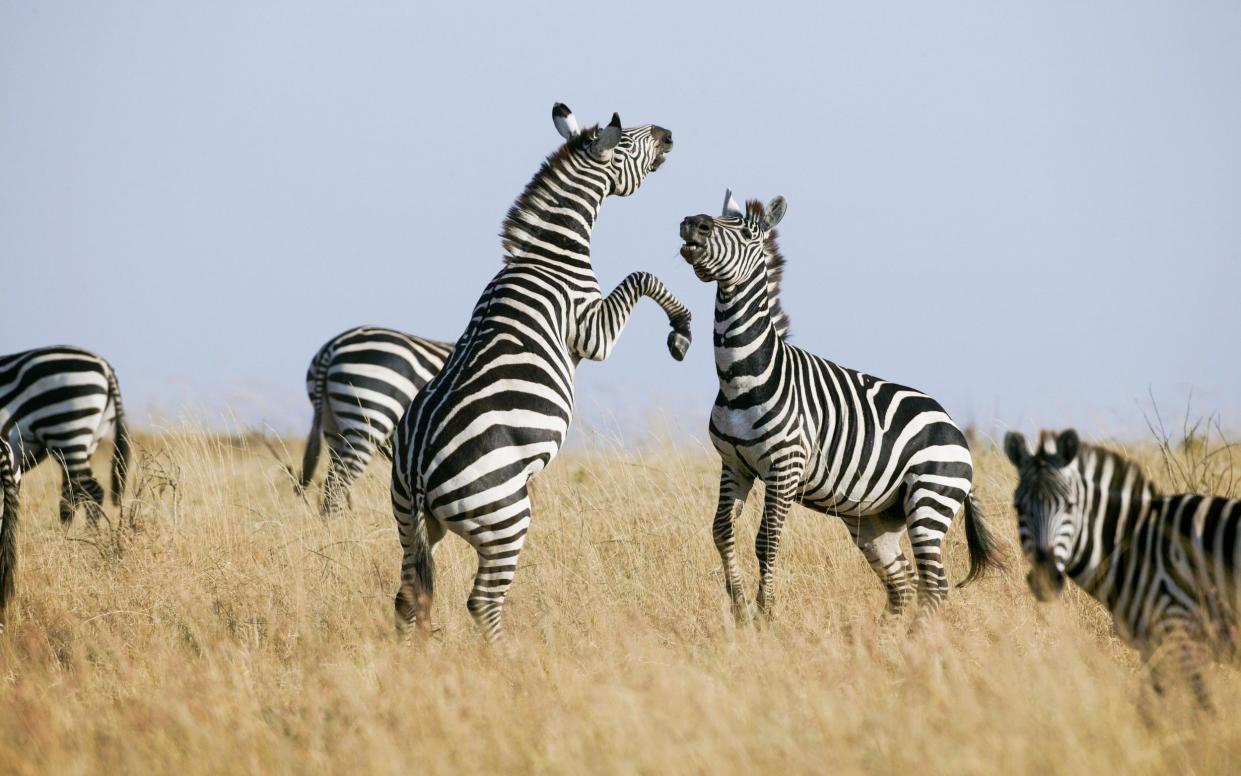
[391,104,690,641]
[678,192,1004,622]
[300,326,452,514]
[1005,429,1239,709]
[0,346,130,524]
[0,439,19,632]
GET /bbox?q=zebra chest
[709,403,802,478]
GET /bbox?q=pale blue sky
[3,2,1239,443]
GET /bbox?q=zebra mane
[500,126,601,265]
[745,200,791,338]
[1031,431,1159,500]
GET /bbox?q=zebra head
[679,191,787,286]
[1005,429,1085,602]
[552,103,673,197]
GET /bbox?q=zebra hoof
[667,330,691,361]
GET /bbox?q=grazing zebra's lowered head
[679,191,791,337]
[1004,429,1086,601]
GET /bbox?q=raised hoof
[667,329,691,361]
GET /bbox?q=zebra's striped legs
[55,449,105,527]
[904,497,953,613]
[712,465,755,624]
[464,490,532,644]
[572,271,692,362]
[1147,615,1214,711]
[755,470,800,621]
[321,430,379,514]
[843,511,916,615]
[394,502,444,637]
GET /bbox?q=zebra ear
[764,196,787,229]
[553,103,580,140]
[1004,431,1031,468]
[591,112,622,158]
[1057,429,1080,465]
[721,189,744,218]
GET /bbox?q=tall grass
[0,428,1237,774]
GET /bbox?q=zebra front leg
[712,465,754,625]
[573,271,692,363]
[464,491,532,644]
[754,471,798,622]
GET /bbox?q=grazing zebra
[678,192,1004,623]
[299,326,453,514]
[1005,429,1239,708]
[0,439,19,632]
[390,103,690,641]
[0,346,130,524]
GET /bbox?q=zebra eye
[741,227,753,240]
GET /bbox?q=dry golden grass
[1,427,1239,774]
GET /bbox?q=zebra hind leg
[903,497,955,618]
[754,473,798,623]
[78,476,107,527]
[1148,620,1215,713]
[464,490,532,644]
[843,511,915,617]
[322,433,370,515]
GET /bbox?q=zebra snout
[680,215,712,242]
[652,126,672,150]
[1027,547,1065,601]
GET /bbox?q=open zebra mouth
[679,239,703,260]
[650,153,667,172]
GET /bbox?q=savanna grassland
[1,426,1239,775]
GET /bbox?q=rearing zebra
[391,103,690,641]
[678,192,1004,622]
[0,346,130,524]
[1005,429,1240,709]
[299,326,452,514]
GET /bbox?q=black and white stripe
[299,326,452,514]
[0,439,19,632]
[390,104,690,641]
[0,346,130,524]
[679,192,1004,623]
[1006,429,1239,708]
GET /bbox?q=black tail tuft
[957,492,1008,588]
[0,442,20,630]
[107,366,131,507]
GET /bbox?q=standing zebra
[391,104,690,641]
[0,346,130,524]
[1005,429,1239,709]
[678,192,1004,623]
[300,326,453,514]
[0,439,19,632]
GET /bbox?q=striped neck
[1064,444,1157,598]
[501,146,608,279]
[713,268,783,404]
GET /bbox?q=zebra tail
[0,444,19,630]
[107,365,131,507]
[297,350,331,494]
[410,498,435,601]
[957,492,1008,588]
